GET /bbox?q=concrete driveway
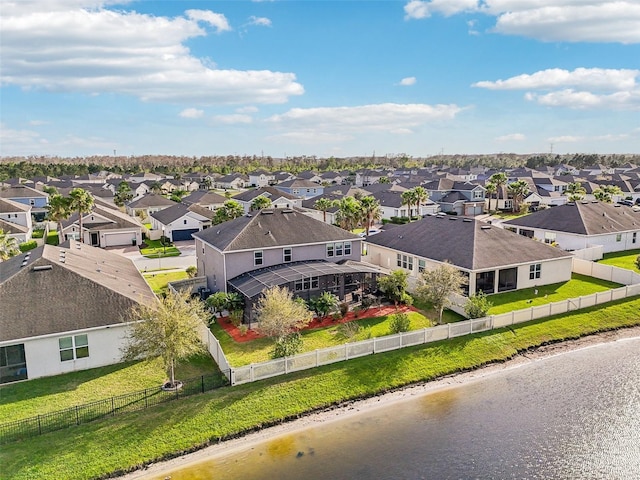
[107,240,196,272]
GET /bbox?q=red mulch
[216,304,419,343]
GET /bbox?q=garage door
[172,228,199,242]
[104,232,136,247]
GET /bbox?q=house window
[397,253,402,267]
[344,242,352,256]
[254,250,263,266]
[0,344,27,384]
[311,276,319,289]
[184,219,187,225]
[633,232,637,244]
[335,242,343,256]
[616,234,622,242]
[283,248,292,262]
[529,264,541,280]
[544,232,556,244]
[29,199,35,206]
[59,334,89,362]
[418,259,426,273]
[326,244,334,257]
[402,255,413,270]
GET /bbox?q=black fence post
[37,415,42,435]
[201,375,205,393]
[112,397,115,416]
[145,389,148,409]
[75,406,80,425]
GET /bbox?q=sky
[1,0,639,159]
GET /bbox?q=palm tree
[68,188,95,243]
[565,182,586,202]
[412,186,428,218]
[401,189,416,221]
[251,195,272,211]
[150,181,163,194]
[335,196,362,231]
[359,196,381,238]
[314,197,335,223]
[507,180,530,213]
[593,184,622,203]
[214,199,244,224]
[489,172,508,210]
[484,182,497,212]
[47,193,71,243]
[0,229,20,261]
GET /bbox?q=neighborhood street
[107,240,196,272]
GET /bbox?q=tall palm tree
[401,189,416,221]
[565,182,586,202]
[489,172,508,210]
[593,184,622,203]
[250,195,272,211]
[507,180,530,213]
[314,197,335,223]
[0,229,20,261]
[412,186,428,218]
[359,196,381,238]
[68,188,95,243]
[335,196,362,231]
[47,193,71,243]
[484,182,497,212]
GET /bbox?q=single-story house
[0,240,157,383]
[502,201,640,253]
[149,202,215,242]
[364,215,573,295]
[182,190,228,211]
[125,193,177,218]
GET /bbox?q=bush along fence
[0,372,229,445]
[224,260,640,386]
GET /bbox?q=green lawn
[31,229,45,239]
[213,309,439,367]
[487,273,622,315]
[411,297,466,324]
[599,249,640,272]
[45,230,59,245]
[140,239,181,258]
[3,296,640,480]
[143,270,189,294]
[0,354,216,422]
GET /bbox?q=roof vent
[282,209,293,213]
[32,265,53,271]
[266,230,271,235]
[481,225,491,230]
[463,218,473,222]
[216,230,220,234]
[449,217,457,220]
[261,210,274,215]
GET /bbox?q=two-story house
[0,198,33,243]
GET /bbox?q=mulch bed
[216,304,419,343]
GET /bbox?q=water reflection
[147,339,640,480]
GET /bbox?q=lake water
[146,338,640,480]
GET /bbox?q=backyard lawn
[45,230,59,245]
[140,239,181,258]
[0,353,217,422]
[598,249,640,272]
[143,270,189,294]
[486,273,622,315]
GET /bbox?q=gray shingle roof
[150,202,213,224]
[193,208,359,252]
[366,215,571,271]
[503,201,640,235]
[0,241,157,341]
[127,193,176,208]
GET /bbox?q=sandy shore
[117,326,640,480]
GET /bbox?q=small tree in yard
[377,269,409,305]
[206,292,228,318]
[121,290,207,388]
[254,286,313,358]
[389,311,411,334]
[309,291,339,318]
[464,291,493,319]
[415,262,467,324]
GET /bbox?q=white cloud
[212,114,253,124]
[179,108,204,119]
[475,68,640,110]
[0,123,43,146]
[496,133,525,141]
[267,103,463,133]
[548,135,583,143]
[185,9,231,33]
[248,16,272,27]
[236,106,258,113]
[28,120,49,126]
[399,77,417,86]
[0,2,304,105]
[404,1,640,43]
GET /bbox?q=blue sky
[1,0,638,158]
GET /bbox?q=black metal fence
[0,371,229,444]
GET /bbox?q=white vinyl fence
[205,259,640,386]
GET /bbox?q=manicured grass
[599,249,640,272]
[0,354,216,422]
[31,229,45,239]
[411,297,466,324]
[45,230,59,245]
[140,239,181,258]
[143,270,189,294]
[3,296,640,480]
[486,273,622,315]
[213,309,450,367]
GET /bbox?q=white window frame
[344,241,352,256]
[59,334,89,362]
[529,263,541,280]
[254,250,263,266]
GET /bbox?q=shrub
[272,333,303,358]
[19,240,38,252]
[464,291,493,319]
[400,292,414,306]
[339,302,349,317]
[185,266,197,278]
[229,309,243,327]
[360,296,375,311]
[337,322,361,340]
[389,312,411,334]
[31,229,45,239]
[238,324,248,336]
[635,255,640,271]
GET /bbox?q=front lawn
[143,270,189,294]
[0,353,216,422]
[212,309,434,367]
[45,230,59,245]
[599,249,640,272]
[140,239,181,258]
[486,273,622,315]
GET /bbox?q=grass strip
[2,296,640,480]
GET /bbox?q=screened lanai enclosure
[228,260,384,325]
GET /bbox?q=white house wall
[514,227,640,253]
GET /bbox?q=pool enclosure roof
[228,260,383,299]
